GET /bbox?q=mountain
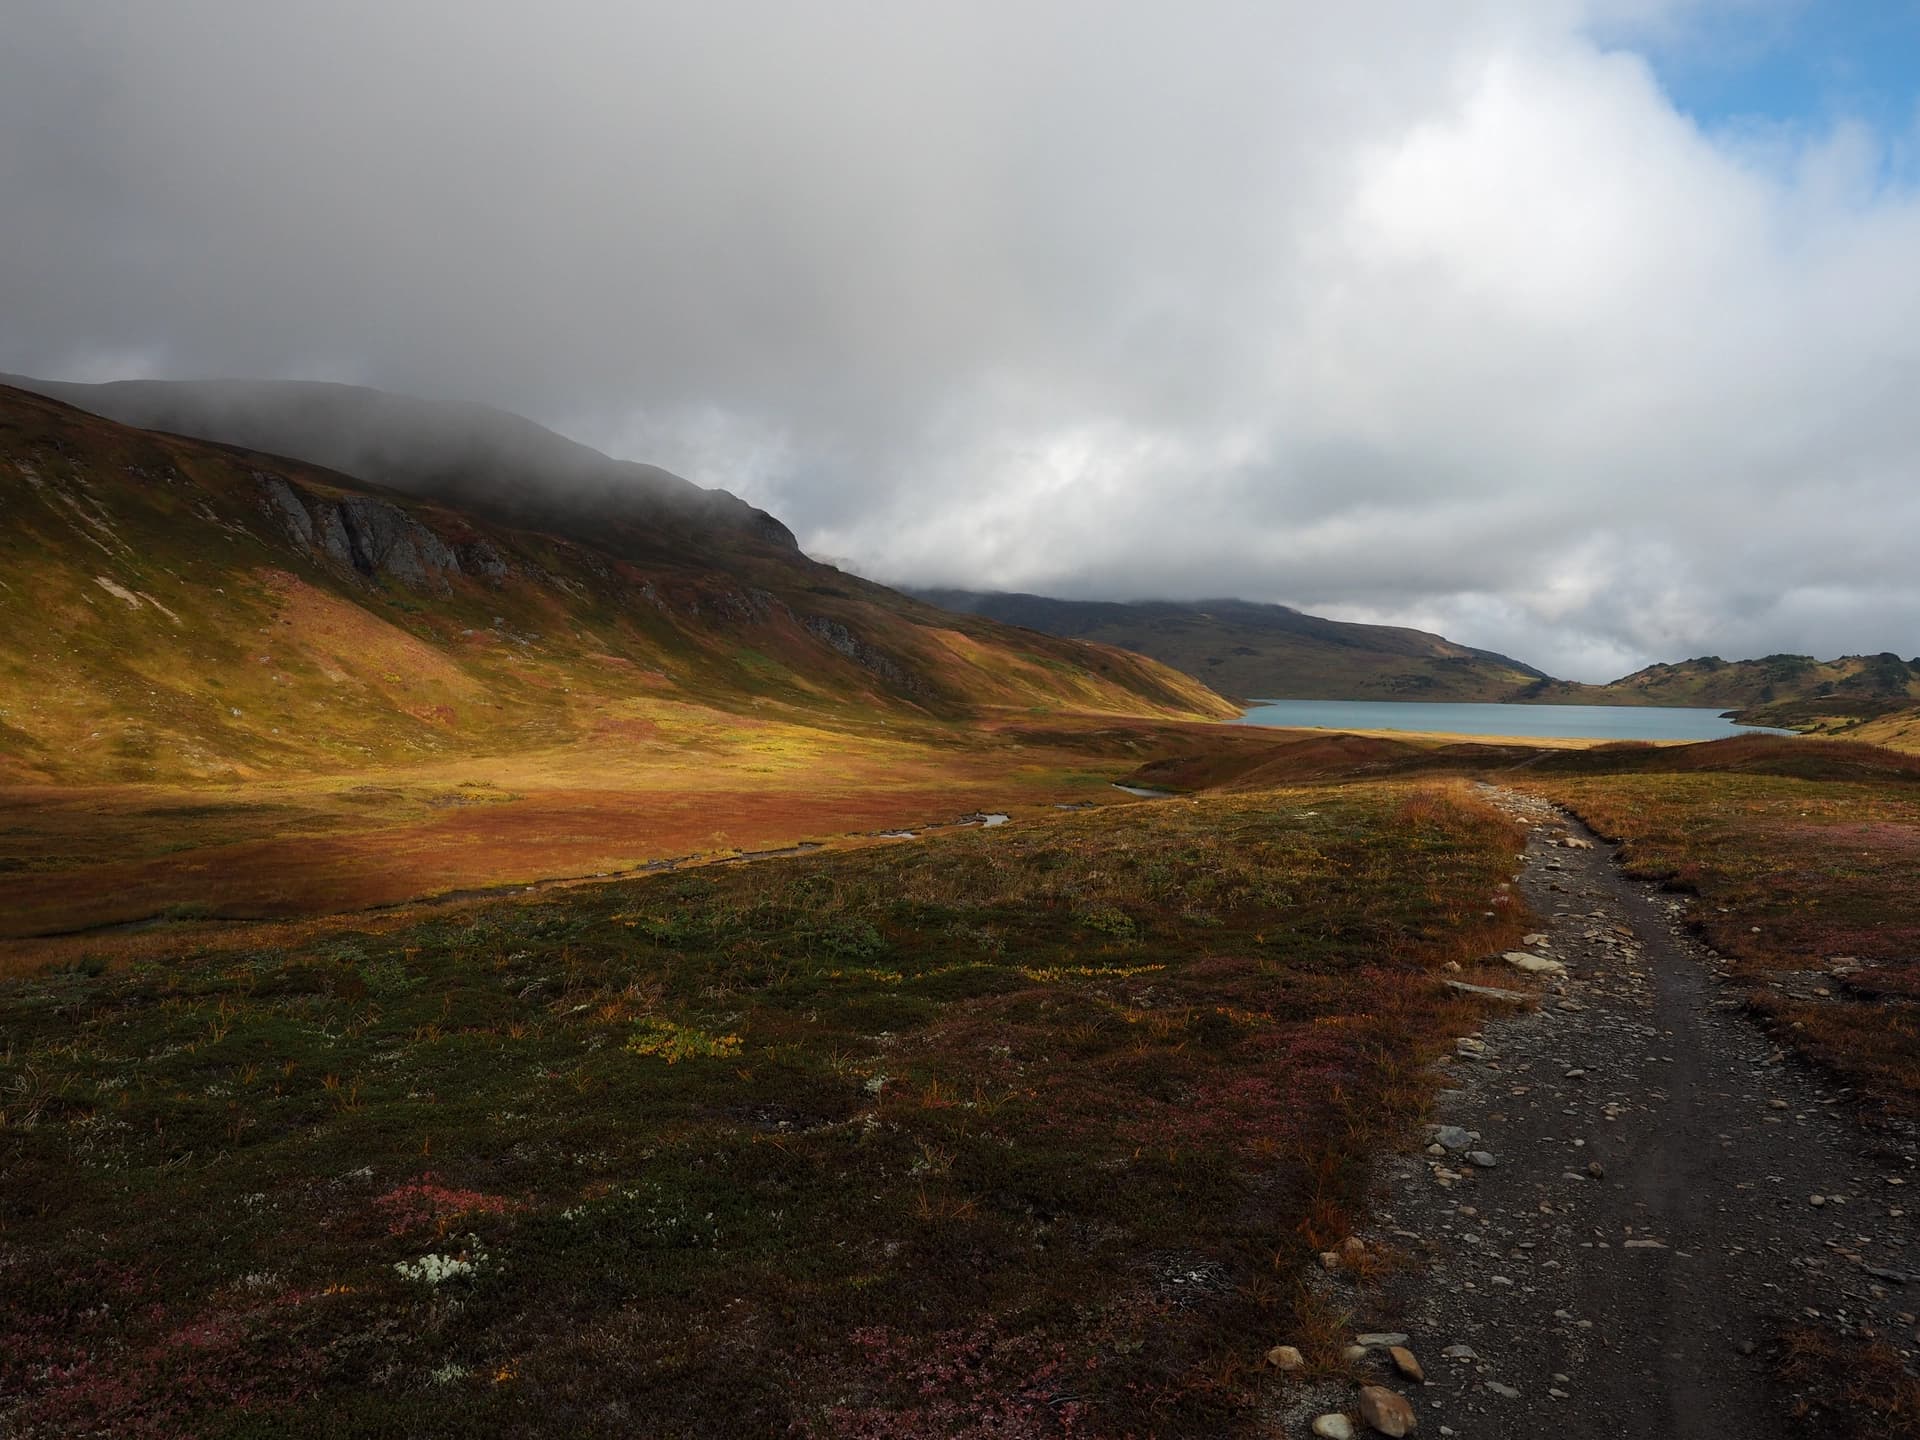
[1,374,795,555]
[1523,653,1920,723]
[0,383,1232,785]
[910,590,1549,702]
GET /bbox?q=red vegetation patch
[820,1322,1096,1439]
[373,1174,518,1236]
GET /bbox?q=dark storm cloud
[4,0,1917,678]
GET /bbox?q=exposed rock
[457,538,512,583]
[1441,1344,1477,1360]
[338,496,461,589]
[1389,1345,1425,1382]
[1484,1381,1520,1399]
[1431,1126,1473,1152]
[257,474,470,593]
[1357,1384,1417,1436]
[1355,1332,1410,1348]
[1443,979,1533,1003]
[258,475,316,548]
[1312,1416,1356,1440]
[801,615,925,694]
[1266,1344,1305,1370]
[1466,1150,1497,1168]
[1502,951,1567,975]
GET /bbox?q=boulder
[1357,1384,1417,1436]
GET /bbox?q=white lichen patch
[394,1235,487,1286]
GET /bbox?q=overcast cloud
[4,0,1918,678]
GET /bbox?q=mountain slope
[0,385,1231,785]
[912,590,1548,702]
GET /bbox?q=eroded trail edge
[1325,785,1919,1439]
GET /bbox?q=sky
[3,0,1919,680]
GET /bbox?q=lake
[1236,699,1794,742]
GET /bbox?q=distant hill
[1525,653,1920,722]
[0,384,1232,784]
[910,590,1549,703]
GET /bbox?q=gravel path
[1309,786,1920,1438]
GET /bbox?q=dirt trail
[1342,786,1919,1437]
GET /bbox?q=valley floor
[3,728,1918,1436]
[0,711,1226,954]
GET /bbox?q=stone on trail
[1356,1332,1411,1349]
[1313,1416,1357,1440]
[1389,1345,1425,1382]
[1357,1384,1418,1436]
[1502,951,1566,975]
[1443,979,1533,1003]
[1431,1126,1473,1152]
[1466,1150,1497,1168]
[1441,1343,1478,1360]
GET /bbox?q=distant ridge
[1531,652,1920,731]
[910,589,1549,703]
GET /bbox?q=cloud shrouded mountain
[3,1,1918,680]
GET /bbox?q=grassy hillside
[912,590,1547,703]
[0,386,1239,934]
[0,386,1229,788]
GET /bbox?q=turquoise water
[1237,699,1794,742]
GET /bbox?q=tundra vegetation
[2,782,1529,1437]
[7,732,1920,1436]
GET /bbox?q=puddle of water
[1112,784,1175,799]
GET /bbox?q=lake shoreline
[1237,698,1795,743]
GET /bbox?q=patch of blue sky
[1595,0,1920,185]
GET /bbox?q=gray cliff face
[801,614,924,694]
[257,474,508,593]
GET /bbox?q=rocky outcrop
[801,615,925,695]
[258,475,510,592]
[456,538,511,583]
